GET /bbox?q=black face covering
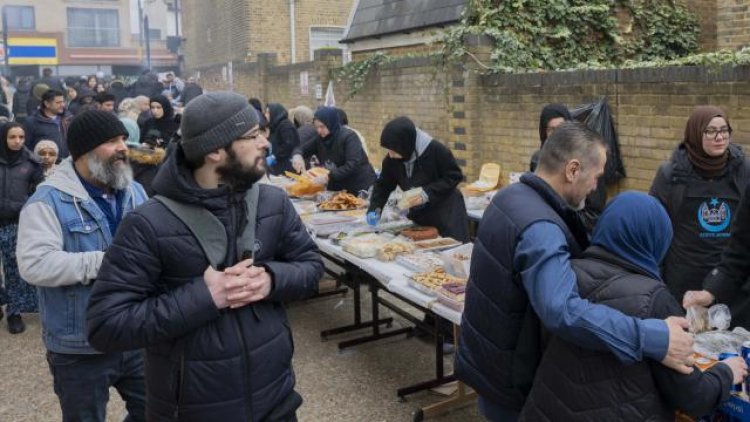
[380,116,417,162]
[538,104,572,147]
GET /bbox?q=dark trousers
[479,396,519,422]
[46,350,146,422]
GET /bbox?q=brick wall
[182,0,250,69]
[683,0,719,52]
[184,0,354,69]
[216,52,750,194]
[717,0,750,50]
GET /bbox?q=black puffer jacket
[87,145,323,421]
[0,148,43,224]
[521,247,733,421]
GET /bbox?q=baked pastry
[400,226,439,241]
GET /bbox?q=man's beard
[87,151,133,190]
[216,147,266,192]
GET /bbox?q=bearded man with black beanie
[87,91,323,421]
[17,109,148,421]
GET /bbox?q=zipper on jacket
[232,312,254,422]
[174,351,185,419]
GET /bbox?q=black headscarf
[0,122,25,164]
[267,103,289,132]
[380,116,417,161]
[313,107,341,147]
[249,98,268,128]
[539,103,572,146]
[150,95,174,120]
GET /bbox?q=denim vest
[27,164,147,354]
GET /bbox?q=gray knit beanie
[180,91,259,162]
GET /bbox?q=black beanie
[67,110,129,160]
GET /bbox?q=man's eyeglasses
[236,131,264,145]
[703,128,732,139]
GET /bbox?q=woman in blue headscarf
[520,192,745,421]
[291,106,375,193]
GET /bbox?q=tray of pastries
[318,191,367,211]
[376,241,416,262]
[413,237,462,252]
[396,252,444,272]
[341,233,392,258]
[437,282,467,311]
[400,226,439,241]
[407,268,466,296]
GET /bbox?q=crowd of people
[2,64,750,420]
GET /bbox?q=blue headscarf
[314,107,341,145]
[591,191,672,280]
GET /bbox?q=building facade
[0,0,180,77]
[181,0,355,73]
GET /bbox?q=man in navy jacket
[455,122,696,421]
[87,92,323,421]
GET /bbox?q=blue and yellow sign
[7,37,58,65]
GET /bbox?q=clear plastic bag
[709,304,732,331]
[686,306,709,334]
[694,327,750,359]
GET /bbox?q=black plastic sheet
[570,97,627,186]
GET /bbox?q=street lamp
[1,6,8,77]
[138,0,156,70]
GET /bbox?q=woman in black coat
[291,106,375,194]
[266,103,299,175]
[368,116,469,242]
[0,123,44,333]
[140,95,179,147]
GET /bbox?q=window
[309,27,345,60]
[67,8,119,47]
[4,6,34,31]
[148,28,161,41]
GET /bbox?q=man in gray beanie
[87,91,323,421]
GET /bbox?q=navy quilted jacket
[87,146,323,421]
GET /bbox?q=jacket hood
[32,83,50,100]
[591,191,672,280]
[129,146,166,165]
[151,144,236,210]
[267,103,288,132]
[37,158,90,199]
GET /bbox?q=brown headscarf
[683,105,732,177]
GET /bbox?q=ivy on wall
[333,52,395,99]
[440,0,700,72]
[333,0,750,98]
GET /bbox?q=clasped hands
[205,259,272,310]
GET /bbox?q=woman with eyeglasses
[649,106,750,321]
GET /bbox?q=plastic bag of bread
[397,187,425,210]
[284,169,329,197]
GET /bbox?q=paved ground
[0,286,481,421]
